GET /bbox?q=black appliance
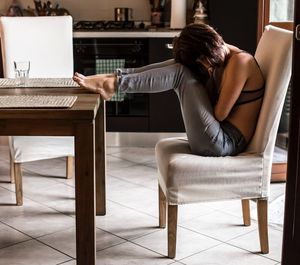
[73,36,150,131]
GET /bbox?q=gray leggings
[118,59,247,156]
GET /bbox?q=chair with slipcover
[155,25,292,258]
[0,16,75,206]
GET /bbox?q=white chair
[155,25,292,258]
[0,16,75,205]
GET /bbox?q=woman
[73,23,265,156]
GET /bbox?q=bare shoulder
[223,52,253,78]
[227,51,264,87]
[228,51,254,66]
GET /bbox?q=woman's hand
[73,72,117,100]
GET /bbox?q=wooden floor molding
[271,162,287,182]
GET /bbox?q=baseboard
[106,132,186,147]
[271,162,287,182]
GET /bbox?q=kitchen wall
[0,1,7,14]
[1,0,195,22]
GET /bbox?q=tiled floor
[0,145,285,265]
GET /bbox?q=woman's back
[212,49,265,142]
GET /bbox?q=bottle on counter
[151,8,164,27]
[149,0,166,27]
[6,0,23,16]
[193,0,209,24]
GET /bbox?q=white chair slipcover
[0,16,73,78]
[155,25,292,258]
[0,16,75,205]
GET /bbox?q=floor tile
[203,199,250,216]
[0,144,9,158]
[0,222,30,249]
[269,183,286,201]
[14,157,74,190]
[133,226,220,260]
[228,227,283,262]
[181,210,257,242]
[106,155,137,171]
[109,147,156,164]
[177,203,221,224]
[59,260,76,265]
[39,227,125,258]
[107,175,158,217]
[0,187,60,220]
[0,239,70,265]
[95,241,173,265]
[144,160,158,169]
[2,208,75,238]
[180,243,277,265]
[23,182,75,215]
[95,201,158,240]
[1,173,60,196]
[108,163,158,190]
[209,199,258,220]
[0,186,17,206]
[22,157,68,179]
[252,198,284,231]
[0,157,10,185]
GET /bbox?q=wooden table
[0,87,106,265]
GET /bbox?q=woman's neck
[225,43,243,58]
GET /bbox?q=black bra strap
[235,86,265,106]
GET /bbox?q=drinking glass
[14,61,30,86]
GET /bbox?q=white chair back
[0,16,73,78]
[245,26,292,192]
[247,26,292,155]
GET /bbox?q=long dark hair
[173,23,225,84]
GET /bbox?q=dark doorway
[281,0,300,263]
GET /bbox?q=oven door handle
[165,43,173,50]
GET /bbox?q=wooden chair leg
[66,156,74,179]
[168,204,178,258]
[10,155,15,184]
[14,163,23,206]
[242,199,251,226]
[257,199,269,254]
[159,184,166,228]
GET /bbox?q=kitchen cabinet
[148,38,185,132]
[208,0,258,54]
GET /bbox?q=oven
[73,37,150,131]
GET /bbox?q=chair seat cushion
[10,136,74,163]
[155,138,266,205]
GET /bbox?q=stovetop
[73,20,140,31]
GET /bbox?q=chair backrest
[0,16,73,78]
[246,25,292,155]
[245,25,292,194]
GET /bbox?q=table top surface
[0,86,101,120]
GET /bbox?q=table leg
[75,121,96,265]
[96,99,106,215]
